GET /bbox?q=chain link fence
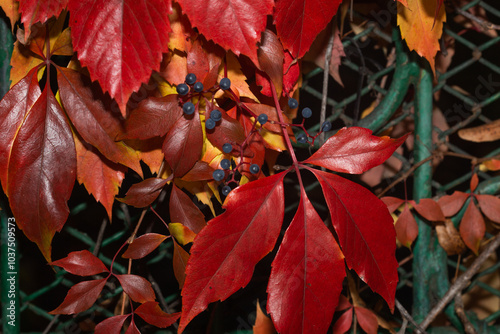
[1,0,500,332]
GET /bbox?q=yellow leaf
[168,223,196,245]
[216,52,259,102]
[397,0,446,75]
[0,0,20,30]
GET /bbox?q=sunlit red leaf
[303,127,408,174]
[74,133,126,220]
[411,198,445,222]
[7,87,75,262]
[18,0,68,40]
[135,301,181,328]
[67,0,171,114]
[332,308,353,334]
[94,315,129,334]
[122,95,183,140]
[381,196,405,213]
[163,111,203,177]
[0,68,40,191]
[179,172,287,332]
[258,30,284,97]
[437,191,469,217]
[274,0,342,59]
[170,183,207,234]
[476,194,500,223]
[115,274,156,303]
[267,192,345,334]
[50,278,107,314]
[253,301,276,334]
[395,205,419,248]
[354,306,378,334]
[173,239,190,289]
[186,38,223,88]
[460,201,485,254]
[177,0,273,65]
[283,52,300,95]
[119,177,170,208]
[168,2,193,53]
[397,0,446,75]
[122,233,169,259]
[57,67,143,176]
[310,168,398,310]
[50,250,109,276]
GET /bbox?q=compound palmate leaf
[179,172,287,332]
[304,127,408,174]
[67,0,171,114]
[309,168,398,310]
[177,0,273,65]
[267,190,345,334]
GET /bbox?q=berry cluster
[175,74,333,197]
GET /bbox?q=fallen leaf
[458,119,500,143]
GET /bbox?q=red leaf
[438,191,469,217]
[119,177,170,208]
[122,233,169,259]
[74,133,127,220]
[95,315,129,334]
[163,111,203,177]
[395,205,419,248]
[173,239,190,289]
[460,201,485,254]
[50,278,107,314]
[181,161,216,182]
[115,274,156,303]
[170,184,207,234]
[206,110,246,153]
[267,192,345,334]
[122,95,183,140]
[18,0,68,40]
[476,194,500,223]
[177,0,273,65]
[67,0,171,114]
[274,0,342,59]
[470,173,479,192]
[283,51,300,95]
[381,196,405,213]
[258,30,284,97]
[411,198,445,221]
[57,67,143,176]
[336,294,353,311]
[135,301,181,328]
[7,86,76,262]
[310,168,398,310]
[332,308,353,334]
[50,250,109,276]
[354,306,379,334]
[0,68,40,192]
[179,172,287,332]
[124,319,140,334]
[303,127,408,174]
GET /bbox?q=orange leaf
[169,223,196,245]
[381,196,405,213]
[470,173,479,192]
[253,300,276,334]
[411,198,445,221]
[173,239,189,289]
[438,191,469,217]
[74,133,126,220]
[476,194,500,223]
[395,205,419,248]
[397,0,446,75]
[460,201,485,254]
[0,0,20,30]
[480,159,500,172]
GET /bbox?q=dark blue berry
[222,143,233,153]
[301,107,312,119]
[213,169,225,181]
[185,73,197,85]
[183,102,195,115]
[210,109,222,122]
[296,133,308,143]
[257,113,268,125]
[206,118,216,130]
[176,83,189,96]
[222,185,232,196]
[193,82,204,92]
[321,121,332,132]
[220,159,231,170]
[220,77,231,90]
[249,164,260,174]
[288,98,298,109]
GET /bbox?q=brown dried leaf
[436,219,466,255]
[458,119,500,143]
